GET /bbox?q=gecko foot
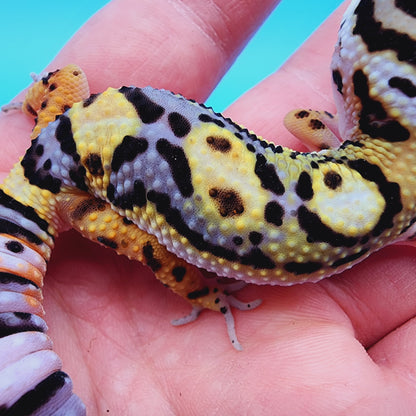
[172,290,262,351]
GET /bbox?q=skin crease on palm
[2,0,416,414]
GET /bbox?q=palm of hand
[1,0,416,414]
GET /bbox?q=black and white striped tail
[0,190,85,415]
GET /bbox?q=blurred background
[0,0,343,111]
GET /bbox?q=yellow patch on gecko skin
[69,88,141,192]
[183,124,270,237]
[308,164,385,236]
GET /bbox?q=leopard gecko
[1,0,416,413]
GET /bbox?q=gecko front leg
[57,192,261,350]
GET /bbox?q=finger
[47,0,280,101]
[321,245,416,348]
[369,317,416,383]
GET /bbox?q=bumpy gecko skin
[23,65,90,140]
[1,0,416,413]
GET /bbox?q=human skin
[1,0,416,414]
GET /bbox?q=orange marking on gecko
[22,64,90,139]
[23,287,43,302]
[23,294,44,316]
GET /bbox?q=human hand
[2,0,416,414]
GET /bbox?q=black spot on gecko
[41,69,58,85]
[198,113,225,128]
[26,103,37,117]
[295,110,310,119]
[395,0,416,17]
[35,144,44,156]
[142,241,162,271]
[332,69,343,94]
[84,153,104,176]
[298,206,358,247]
[48,83,57,92]
[354,0,416,65]
[353,70,410,142]
[168,112,191,137]
[233,236,243,246]
[83,93,99,107]
[55,115,79,159]
[111,136,148,172]
[255,154,285,196]
[97,236,118,249]
[40,100,47,110]
[331,248,370,268]
[206,136,232,152]
[265,201,284,227]
[260,141,279,153]
[348,159,402,236]
[296,171,314,201]
[107,179,147,210]
[284,261,322,275]
[309,119,325,130]
[246,143,256,153]
[275,145,284,153]
[156,139,194,197]
[324,171,342,190]
[172,266,186,282]
[13,312,31,320]
[71,198,106,221]
[249,231,263,245]
[389,76,416,97]
[42,159,52,171]
[187,286,210,300]
[123,217,134,225]
[120,86,165,123]
[5,240,24,253]
[209,188,244,217]
[69,165,88,192]
[240,248,276,269]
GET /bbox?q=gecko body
[1,0,415,413]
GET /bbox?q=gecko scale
[1,0,415,413]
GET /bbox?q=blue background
[0,0,343,111]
